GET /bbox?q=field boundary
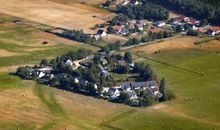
[135,53,204,76]
[100,109,137,130]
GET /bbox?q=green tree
[118,92,130,104]
[124,51,132,63]
[107,26,115,34]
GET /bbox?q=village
[16,49,165,106]
[92,0,220,42]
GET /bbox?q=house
[120,29,130,36]
[65,59,73,66]
[120,82,148,91]
[207,26,220,36]
[178,15,190,22]
[36,67,53,78]
[100,58,108,65]
[138,20,147,26]
[131,0,141,5]
[117,60,128,66]
[128,90,138,100]
[121,0,130,6]
[113,25,123,34]
[153,21,166,27]
[137,24,144,31]
[108,87,121,99]
[188,18,200,25]
[97,29,107,37]
[150,28,161,33]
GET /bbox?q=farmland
[0,0,111,33]
[0,1,220,130]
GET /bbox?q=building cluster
[168,15,220,36]
[24,51,162,104]
[102,80,162,101]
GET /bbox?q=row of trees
[125,31,173,46]
[117,4,169,21]
[144,0,220,25]
[53,30,95,43]
[101,41,121,53]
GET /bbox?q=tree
[40,59,49,67]
[124,51,132,63]
[16,67,30,79]
[139,96,154,107]
[200,19,208,27]
[159,78,169,102]
[118,92,130,104]
[107,26,115,34]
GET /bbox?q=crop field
[0,14,98,69]
[0,0,111,33]
[49,0,106,5]
[130,36,220,54]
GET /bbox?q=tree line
[117,3,169,21]
[144,0,220,25]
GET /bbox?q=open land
[0,0,111,33]
[0,1,220,130]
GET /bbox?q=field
[1,2,220,129]
[130,36,220,54]
[0,0,111,33]
[0,14,98,69]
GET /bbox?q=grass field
[0,0,111,33]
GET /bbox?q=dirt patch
[0,0,110,33]
[0,49,21,57]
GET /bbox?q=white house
[108,88,121,99]
[65,59,73,66]
[97,29,107,37]
[153,21,166,27]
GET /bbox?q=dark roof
[120,80,158,90]
[97,29,106,35]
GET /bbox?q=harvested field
[0,82,51,129]
[0,0,111,33]
[131,36,220,54]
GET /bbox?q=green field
[109,49,220,130]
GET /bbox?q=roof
[117,60,127,66]
[208,26,220,32]
[97,29,106,35]
[150,28,161,33]
[120,80,158,90]
[113,25,122,32]
[188,18,200,25]
[178,15,188,21]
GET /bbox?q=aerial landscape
[0,0,220,130]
